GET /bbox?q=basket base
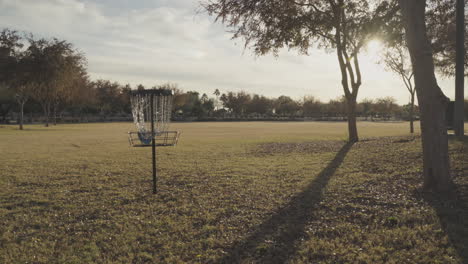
[128,131,180,147]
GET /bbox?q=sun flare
[368,39,383,51]
[365,39,384,62]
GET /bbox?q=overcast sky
[0,0,458,104]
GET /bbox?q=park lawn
[0,121,466,263]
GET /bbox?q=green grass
[0,122,466,263]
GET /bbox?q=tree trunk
[454,0,465,137]
[19,101,24,130]
[409,93,415,134]
[346,97,359,142]
[43,103,50,127]
[336,42,361,142]
[79,107,83,123]
[53,104,57,126]
[399,0,451,192]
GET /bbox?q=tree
[174,91,202,116]
[201,98,215,116]
[0,29,27,128]
[52,51,87,125]
[275,96,300,116]
[0,84,14,124]
[198,93,215,116]
[170,85,188,115]
[12,57,35,129]
[326,96,347,117]
[136,84,145,91]
[219,93,230,112]
[374,96,399,120]
[26,39,55,127]
[204,0,398,142]
[426,0,468,76]
[13,84,32,130]
[247,94,273,115]
[69,76,96,122]
[26,37,86,127]
[0,29,22,81]
[213,88,221,110]
[93,80,124,116]
[382,44,416,132]
[120,84,132,114]
[201,93,209,103]
[401,102,419,122]
[220,91,251,116]
[398,0,451,191]
[359,98,375,120]
[303,96,323,117]
[453,0,465,138]
[234,91,251,116]
[426,0,466,137]
[465,98,468,120]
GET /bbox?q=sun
[365,39,384,62]
[367,39,383,53]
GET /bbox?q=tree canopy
[426,0,468,76]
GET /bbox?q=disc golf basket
[128,88,180,193]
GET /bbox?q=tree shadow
[447,134,468,142]
[216,142,354,263]
[425,188,468,263]
[425,134,468,263]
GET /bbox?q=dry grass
[0,121,466,263]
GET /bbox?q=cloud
[0,0,456,103]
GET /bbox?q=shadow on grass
[216,142,354,263]
[447,134,468,142]
[426,189,468,263]
[426,134,468,263]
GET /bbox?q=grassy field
[0,121,466,263]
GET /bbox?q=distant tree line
[201,91,420,121]
[1,28,467,129]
